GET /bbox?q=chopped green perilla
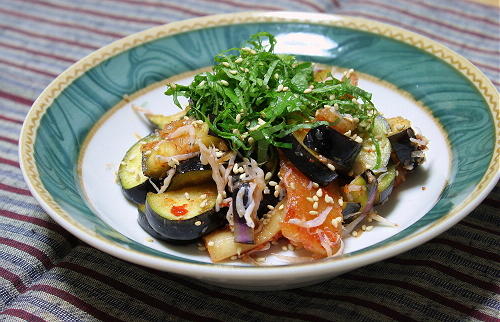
[165,32,379,160]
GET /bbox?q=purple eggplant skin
[388,128,424,171]
[280,134,338,186]
[122,180,158,205]
[362,171,378,214]
[304,125,362,170]
[232,183,255,244]
[137,205,169,241]
[342,202,361,217]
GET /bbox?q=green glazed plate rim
[19,12,499,278]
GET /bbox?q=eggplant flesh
[389,128,424,171]
[118,134,159,204]
[144,184,227,242]
[168,157,213,191]
[304,125,361,170]
[280,134,338,186]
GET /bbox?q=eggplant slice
[168,157,212,191]
[118,134,159,204]
[144,183,227,243]
[280,134,338,186]
[389,128,425,171]
[304,125,361,170]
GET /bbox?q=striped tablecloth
[1,0,499,321]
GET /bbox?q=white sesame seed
[222,62,230,67]
[278,204,284,210]
[313,195,319,202]
[229,69,238,75]
[265,172,272,181]
[268,181,277,186]
[244,68,249,73]
[198,80,205,87]
[361,225,367,231]
[277,84,284,92]
[235,57,243,63]
[316,189,323,197]
[195,221,202,226]
[263,188,270,194]
[287,244,295,251]
[354,136,363,143]
[247,137,255,144]
[352,231,358,237]
[235,113,241,123]
[230,256,237,260]
[290,183,296,190]
[366,225,374,231]
[250,49,257,54]
[258,118,266,125]
[303,88,312,94]
[327,164,336,171]
[184,192,190,199]
[267,205,275,210]
[325,194,333,203]
[306,197,314,202]
[344,130,351,136]
[219,79,229,86]
[309,210,319,215]
[215,151,224,158]
[282,86,289,92]
[200,200,208,208]
[207,241,214,246]
[338,198,344,206]
[312,182,319,188]
[313,202,319,209]
[241,47,251,52]
[282,246,288,251]
[200,194,207,200]
[274,190,280,198]
[232,128,240,134]
[239,173,247,180]
[146,237,154,243]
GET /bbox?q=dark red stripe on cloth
[25,0,166,25]
[289,289,415,321]
[431,238,500,262]
[104,0,205,17]
[0,183,32,196]
[387,258,500,293]
[396,0,499,26]
[351,0,500,41]
[339,10,500,56]
[0,135,18,145]
[482,197,500,208]
[0,266,27,293]
[290,0,326,12]
[0,90,33,106]
[342,274,496,321]
[0,157,20,168]
[0,114,24,125]
[59,262,220,322]
[199,0,282,10]
[0,58,58,78]
[142,266,331,322]
[30,284,124,322]
[0,209,69,237]
[1,308,45,322]
[0,42,75,64]
[0,23,98,51]
[0,237,53,269]
[459,220,499,236]
[0,7,124,38]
